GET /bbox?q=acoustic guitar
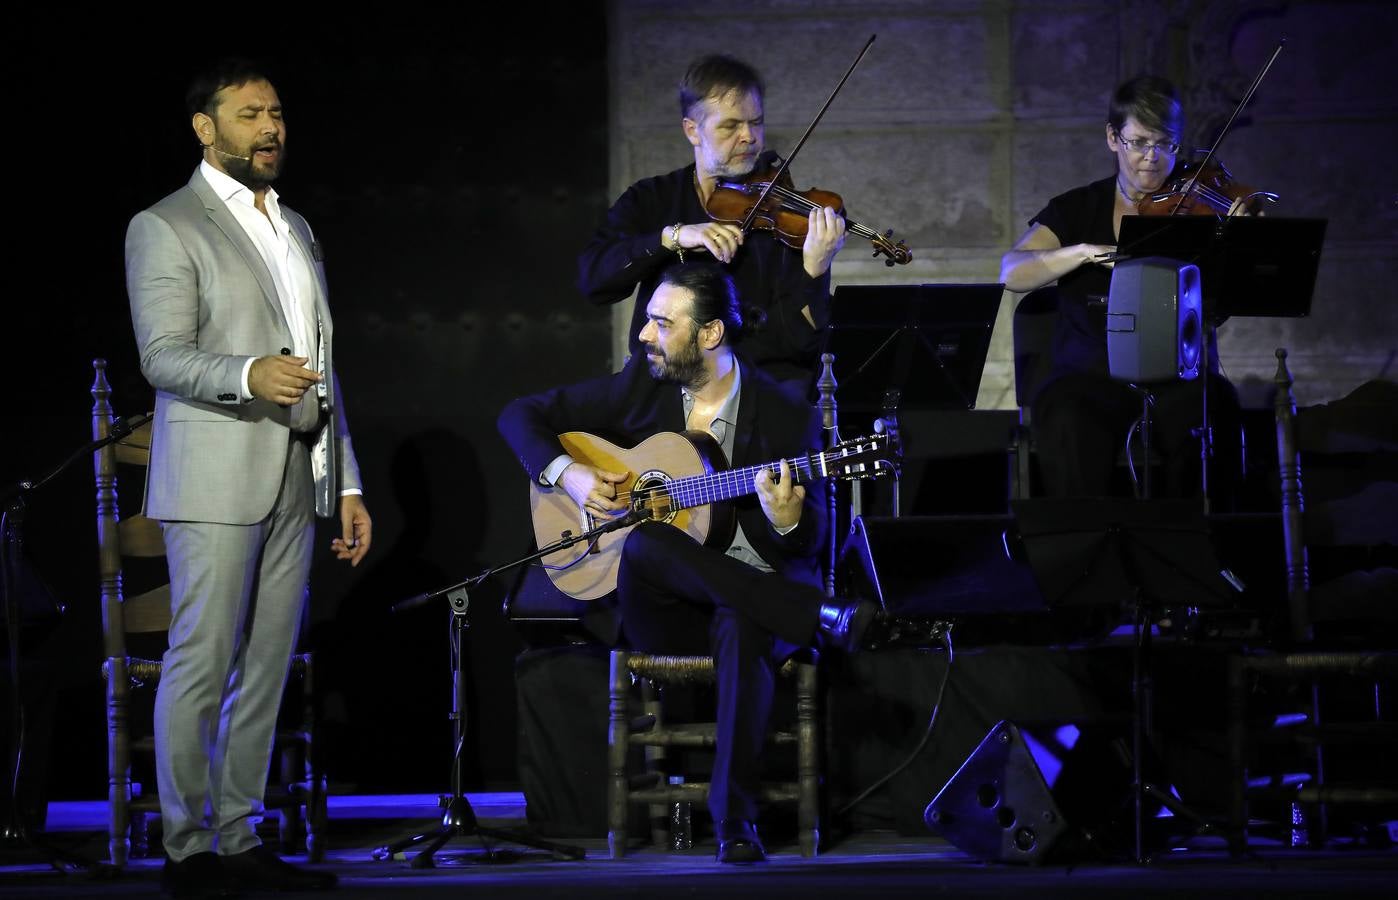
[529,430,898,600]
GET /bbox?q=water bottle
[1290,801,1309,847]
[668,775,692,851]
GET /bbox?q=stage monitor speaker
[924,719,1139,864]
[1106,256,1201,382]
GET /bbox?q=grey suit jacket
[126,168,362,524]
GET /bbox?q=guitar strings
[609,454,821,508]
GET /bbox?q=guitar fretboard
[639,439,880,513]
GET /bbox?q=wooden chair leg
[302,654,325,861]
[106,658,132,867]
[640,678,671,850]
[607,650,631,859]
[307,772,327,863]
[279,741,305,854]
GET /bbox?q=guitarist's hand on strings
[756,459,805,531]
[561,463,631,519]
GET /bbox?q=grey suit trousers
[154,439,315,860]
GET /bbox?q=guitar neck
[664,452,822,513]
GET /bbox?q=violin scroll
[871,229,912,266]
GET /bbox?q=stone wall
[605,0,1398,407]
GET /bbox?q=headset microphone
[203,144,277,163]
[204,144,252,161]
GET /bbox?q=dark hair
[1107,74,1183,139]
[678,55,764,121]
[658,262,745,343]
[186,57,277,119]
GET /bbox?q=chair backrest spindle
[1273,348,1312,644]
[92,358,131,658]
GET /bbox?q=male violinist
[999,74,1244,503]
[577,54,846,389]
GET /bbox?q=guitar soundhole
[634,471,677,524]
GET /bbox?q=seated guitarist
[498,261,877,864]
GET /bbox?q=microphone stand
[1,413,149,873]
[371,511,646,867]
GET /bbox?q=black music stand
[1113,216,1326,507]
[1115,215,1326,323]
[1011,497,1241,861]
[823,284,1001,519]
[823,283,1002,414]
[838,513,1102,648]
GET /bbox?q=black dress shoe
[715,819,767,864]
[817,598,880,653]
[222,844,338,892]
[162,852,242,899]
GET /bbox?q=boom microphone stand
[371,513,643,867]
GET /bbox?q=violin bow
[739,34,878,234]
[1169,37,1286,216]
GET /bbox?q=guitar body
[529,431,733,601]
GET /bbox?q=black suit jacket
[497,353,826,590]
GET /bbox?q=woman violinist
[999,74,1246,504]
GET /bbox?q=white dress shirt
[200,161,319,429]
[200,161,360,499]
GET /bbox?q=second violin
[1137,157,1278,217]
[706,157,912,266]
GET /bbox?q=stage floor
[3,793,1396,897]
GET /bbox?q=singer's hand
[331,495,372,567]
[249,355,321,406]
[756,459,805,530]
[560,463,630,518]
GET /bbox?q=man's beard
[646,331,707,389]
[215,137,284,189]
[712,150,759,180]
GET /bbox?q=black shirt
[577,159,832,385]
[1030,174,1223,384]
[1029,175,1118,379]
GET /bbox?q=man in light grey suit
[126,58,370,898]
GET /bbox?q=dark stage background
[2,14,613,805]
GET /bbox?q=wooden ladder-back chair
[91,359,326,865]
[601,355,851,859]
[1227,349,1398,852]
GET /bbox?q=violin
[1137,157,1277,217]
[1134,38,1286,219]
[706,157,913,266]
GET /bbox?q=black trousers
[1032,371,1241,504]
[616,523,823,825]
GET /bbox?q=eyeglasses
[1115,132,1180,156]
